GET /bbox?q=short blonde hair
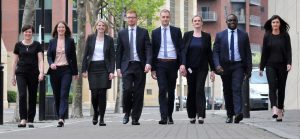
[93,19,109,33]
[126,9,138,17]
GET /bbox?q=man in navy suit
[151,9,182,125]
[213,14,252,124]
[116,10,152,125]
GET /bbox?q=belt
[129,61,140,64]
[158,58,176,62]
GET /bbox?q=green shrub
[7,90,17,102]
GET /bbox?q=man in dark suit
[213,14,252,124]
[151,9,182,125]
[116,10,152,125]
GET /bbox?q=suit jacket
[116,26,152,73]
[81,34,115,73]
[181,31,214,71]
[151,26,182,71]
[213,29,252,74]
[47,37,78,75]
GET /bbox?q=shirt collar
[128,26,137,31]
[161,25,170,30]
[228,28,237,33]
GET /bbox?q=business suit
[151,26,182,123]
[181,31,214,120]
[213,29,252,122]
[116,26,152,123]
[47,37,78,120]
[82,34,115,125]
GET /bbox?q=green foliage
[252,52,261,67]
[103,0,165,33]
[7,90,17,103]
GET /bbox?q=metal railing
[200,11,217,22]
[251,43,261,52]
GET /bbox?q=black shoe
[28,123,34,128]
[99,121,106,126]
[123,115,129,124]
[168,117,174,124]
[190,118,196,124]
[17,123,26,128]
[57,121,64,127]
[276,118,282,122]
[226,116,233,123]
[132,119,140,125]
[234,114,243,124]
[272,114,278,119]
[198,117,204,124]
[158,119,167,125]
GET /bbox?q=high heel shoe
[272,114,278,118]
[198,117,204,124]
[18,119,27,128]
[276,109,283,122]
[272,106,278,118]
[57,121,64,127]
[28,123,34,128]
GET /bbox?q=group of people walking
[11,8,291,128]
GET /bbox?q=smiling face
[23,28,33,41]
[57,23,66,36]
[271,18,281,31]
[96,21,107,34]
[160,11,170,27]
[192,16,203,29]
[226,14,238,30]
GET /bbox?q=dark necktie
[163,28,168,58]
[130,28,134,60]
[230,30,235,61]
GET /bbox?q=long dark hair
[52,21,72,38]
[264,15,290,33]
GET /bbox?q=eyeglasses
[127,17,137,19]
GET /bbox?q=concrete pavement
[0,107,299,139]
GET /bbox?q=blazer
[151,26,182,71]
[259,32,292,71]
[81,34,115,74]
[213,29,252,74]
[116,26,152,73]
[181,31,214,71]
[47,37,78,75]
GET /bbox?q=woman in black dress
[259,15,292,122]
[11,25,44,128]
[82,19,115,126]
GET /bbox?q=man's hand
[109,73,114,80]
[151,71,157,80]
[144,64,151,73]
[215,66,224,75]
[82,72,88,78]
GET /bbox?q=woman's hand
[287,64,292,72]
[179,65,187,77]
[38,73,44,81]
[73,75,79,80]
[11,76,16,86]
[210,71,215,82]
[50,63,57,70]
[109,73,114,80]
[82,72,88,78]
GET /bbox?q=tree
[13,0,36,122]
[86,0,164,113]
[71,0,86,118]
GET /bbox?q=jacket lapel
[103,35,108,55]
[90,34,96,56]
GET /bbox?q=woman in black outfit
[47,21,78,127]
[259,15,292,122]
[12,25,44,128]
[82,19,115,126]
[179,15,215,124]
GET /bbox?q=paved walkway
[0,107,299,139]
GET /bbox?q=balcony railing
[251,43,261,53]
[231,0,246,2]
[250,15,261,27]
[250,0,261,6]
[200,11,217,22]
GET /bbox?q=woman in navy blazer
[47,21,78,127]
[82,19,115,126]
[179,15,215,124]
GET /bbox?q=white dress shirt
[227,28,241,61]
[158,26,177,59]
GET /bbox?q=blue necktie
[163,28,168,58]
[230,30,235,61]
[130,28,134,60]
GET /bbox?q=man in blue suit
[151,9,182,125]
[213,14,252,123]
